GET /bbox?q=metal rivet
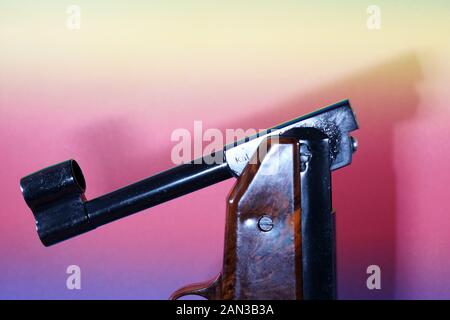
[258,216,273,232]
[351,136,358,153]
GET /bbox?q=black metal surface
[85,160,231,227]
[224,99,358,176]
[20,158,230,246]
[20,160,95,246]
[284,128,336,299]
[20,100,358,246]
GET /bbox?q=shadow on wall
[228,52,423,299]
[72,118,164,194]
[72,53,422,299]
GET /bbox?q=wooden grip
[171,137,303,300]
[169,274,222,300]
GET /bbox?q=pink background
[1,1,450,299]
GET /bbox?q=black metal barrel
[20,100,358,247]
[20,156,232,246]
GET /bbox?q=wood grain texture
[171,137,303,300]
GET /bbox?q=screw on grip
[20,160,93,246]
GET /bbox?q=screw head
[258,215,273,232]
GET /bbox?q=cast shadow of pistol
[229,52,423,299]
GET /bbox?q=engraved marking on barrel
[235,153,249,164]
[258,216,273,232]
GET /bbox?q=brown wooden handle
[170,273,222,300]
[171,137,304,300]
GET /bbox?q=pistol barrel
[20,100,358,246]
[20,158,231,246]
[85,160,231,226]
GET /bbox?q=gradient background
[1,1,449,299]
